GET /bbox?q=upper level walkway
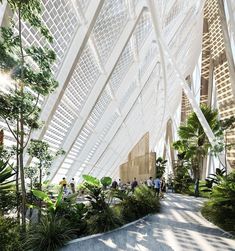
[61,193,235,251]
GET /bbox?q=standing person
[194,178,199,197]
[59,177,68,193]
[70,178,75,194]
[161,177,166,192]
[131,177,138,192]
[118,179,123,190]
[111,179,118,189]
[147,177,153,188]
[153,176,161,196]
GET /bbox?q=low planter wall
[60,216,148,251]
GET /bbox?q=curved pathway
[61,193,235,251]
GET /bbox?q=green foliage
[173,162,193,193]
[82,174,100,187]
[32,188,63,214]
[120,185,160,222]
[0,216,22,251]
[0,191,17,215]
[201,171,235,234]
[82,175,122,234]
[0,159,15,192]
[201,168,226,193]
[173,105,223,178]
[56,200,87,235]
[100,176,112,187]
[156,157,167,177]
[24,216,76,251]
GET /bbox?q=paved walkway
[61,193,235,251]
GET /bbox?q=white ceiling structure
[0,0,207,183]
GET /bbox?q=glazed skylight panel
[164,0,186,27]
[109,42,134,92]
[73,112,120,179]
[92,0,129,64]
[134,11,152,50]
[13,0,80,74]
[138,43,157,78]
[42,44,100,151]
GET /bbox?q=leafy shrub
[201,171,235,234]
[82,175,123,234]
[56,199,87,236]
[86,206,123,234]
[0,216,22,251]
[0,191,17,214]
[120,185,160,222]
[24,216,77,251]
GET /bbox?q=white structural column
[147,0,220,148]
[48,4,146,181]
[29,0,105,144]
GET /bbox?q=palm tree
[173,105,222,179]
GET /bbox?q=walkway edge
[199,211,234,238]
[66,215,149,245]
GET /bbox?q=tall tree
[0,0,57,229]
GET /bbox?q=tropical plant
[173,162,193,193]
[56,200,87,236]
[82,174,123,234]
[0,0,57,227]
[0,216,22,251]
[202,171,235,233]
[173,105,223,179]
[0,159,15,192]
[156,157,167,177]
[24,215,76,251]
[120,185,160,222]
[0,158,16,215]
[31,188,63,216]
[202,167,226,193]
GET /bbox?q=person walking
[70,178,76,193]
[131,177,138,192]
[153,176,161,196]
[59,177,68,194]
[147,177,153,189]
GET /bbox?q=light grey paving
[61,193,235,251]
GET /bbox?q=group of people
[146,176,166,196]
[59,176,167,197]
[59,177,76,194]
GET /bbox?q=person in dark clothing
[131,177,138,191]
[111,180,118,189]
[194,178,199,197]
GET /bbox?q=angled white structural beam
[0,0,8,26]
[66,31,157,180]
[48,4,146,181]
[147,0,226,162]
[29,0,105,144]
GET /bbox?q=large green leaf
[100,176,112,187]
[55,188,63,209]
[32,189,53,207]
[82,174,100,186]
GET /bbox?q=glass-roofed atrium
[0,0,235,250]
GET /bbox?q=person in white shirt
[147,177,153,188]
[70,178,75,193]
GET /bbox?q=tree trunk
[29,178,33,221]
[16,120,20,222]
[18,4,27,231]
[38,166,42,222]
